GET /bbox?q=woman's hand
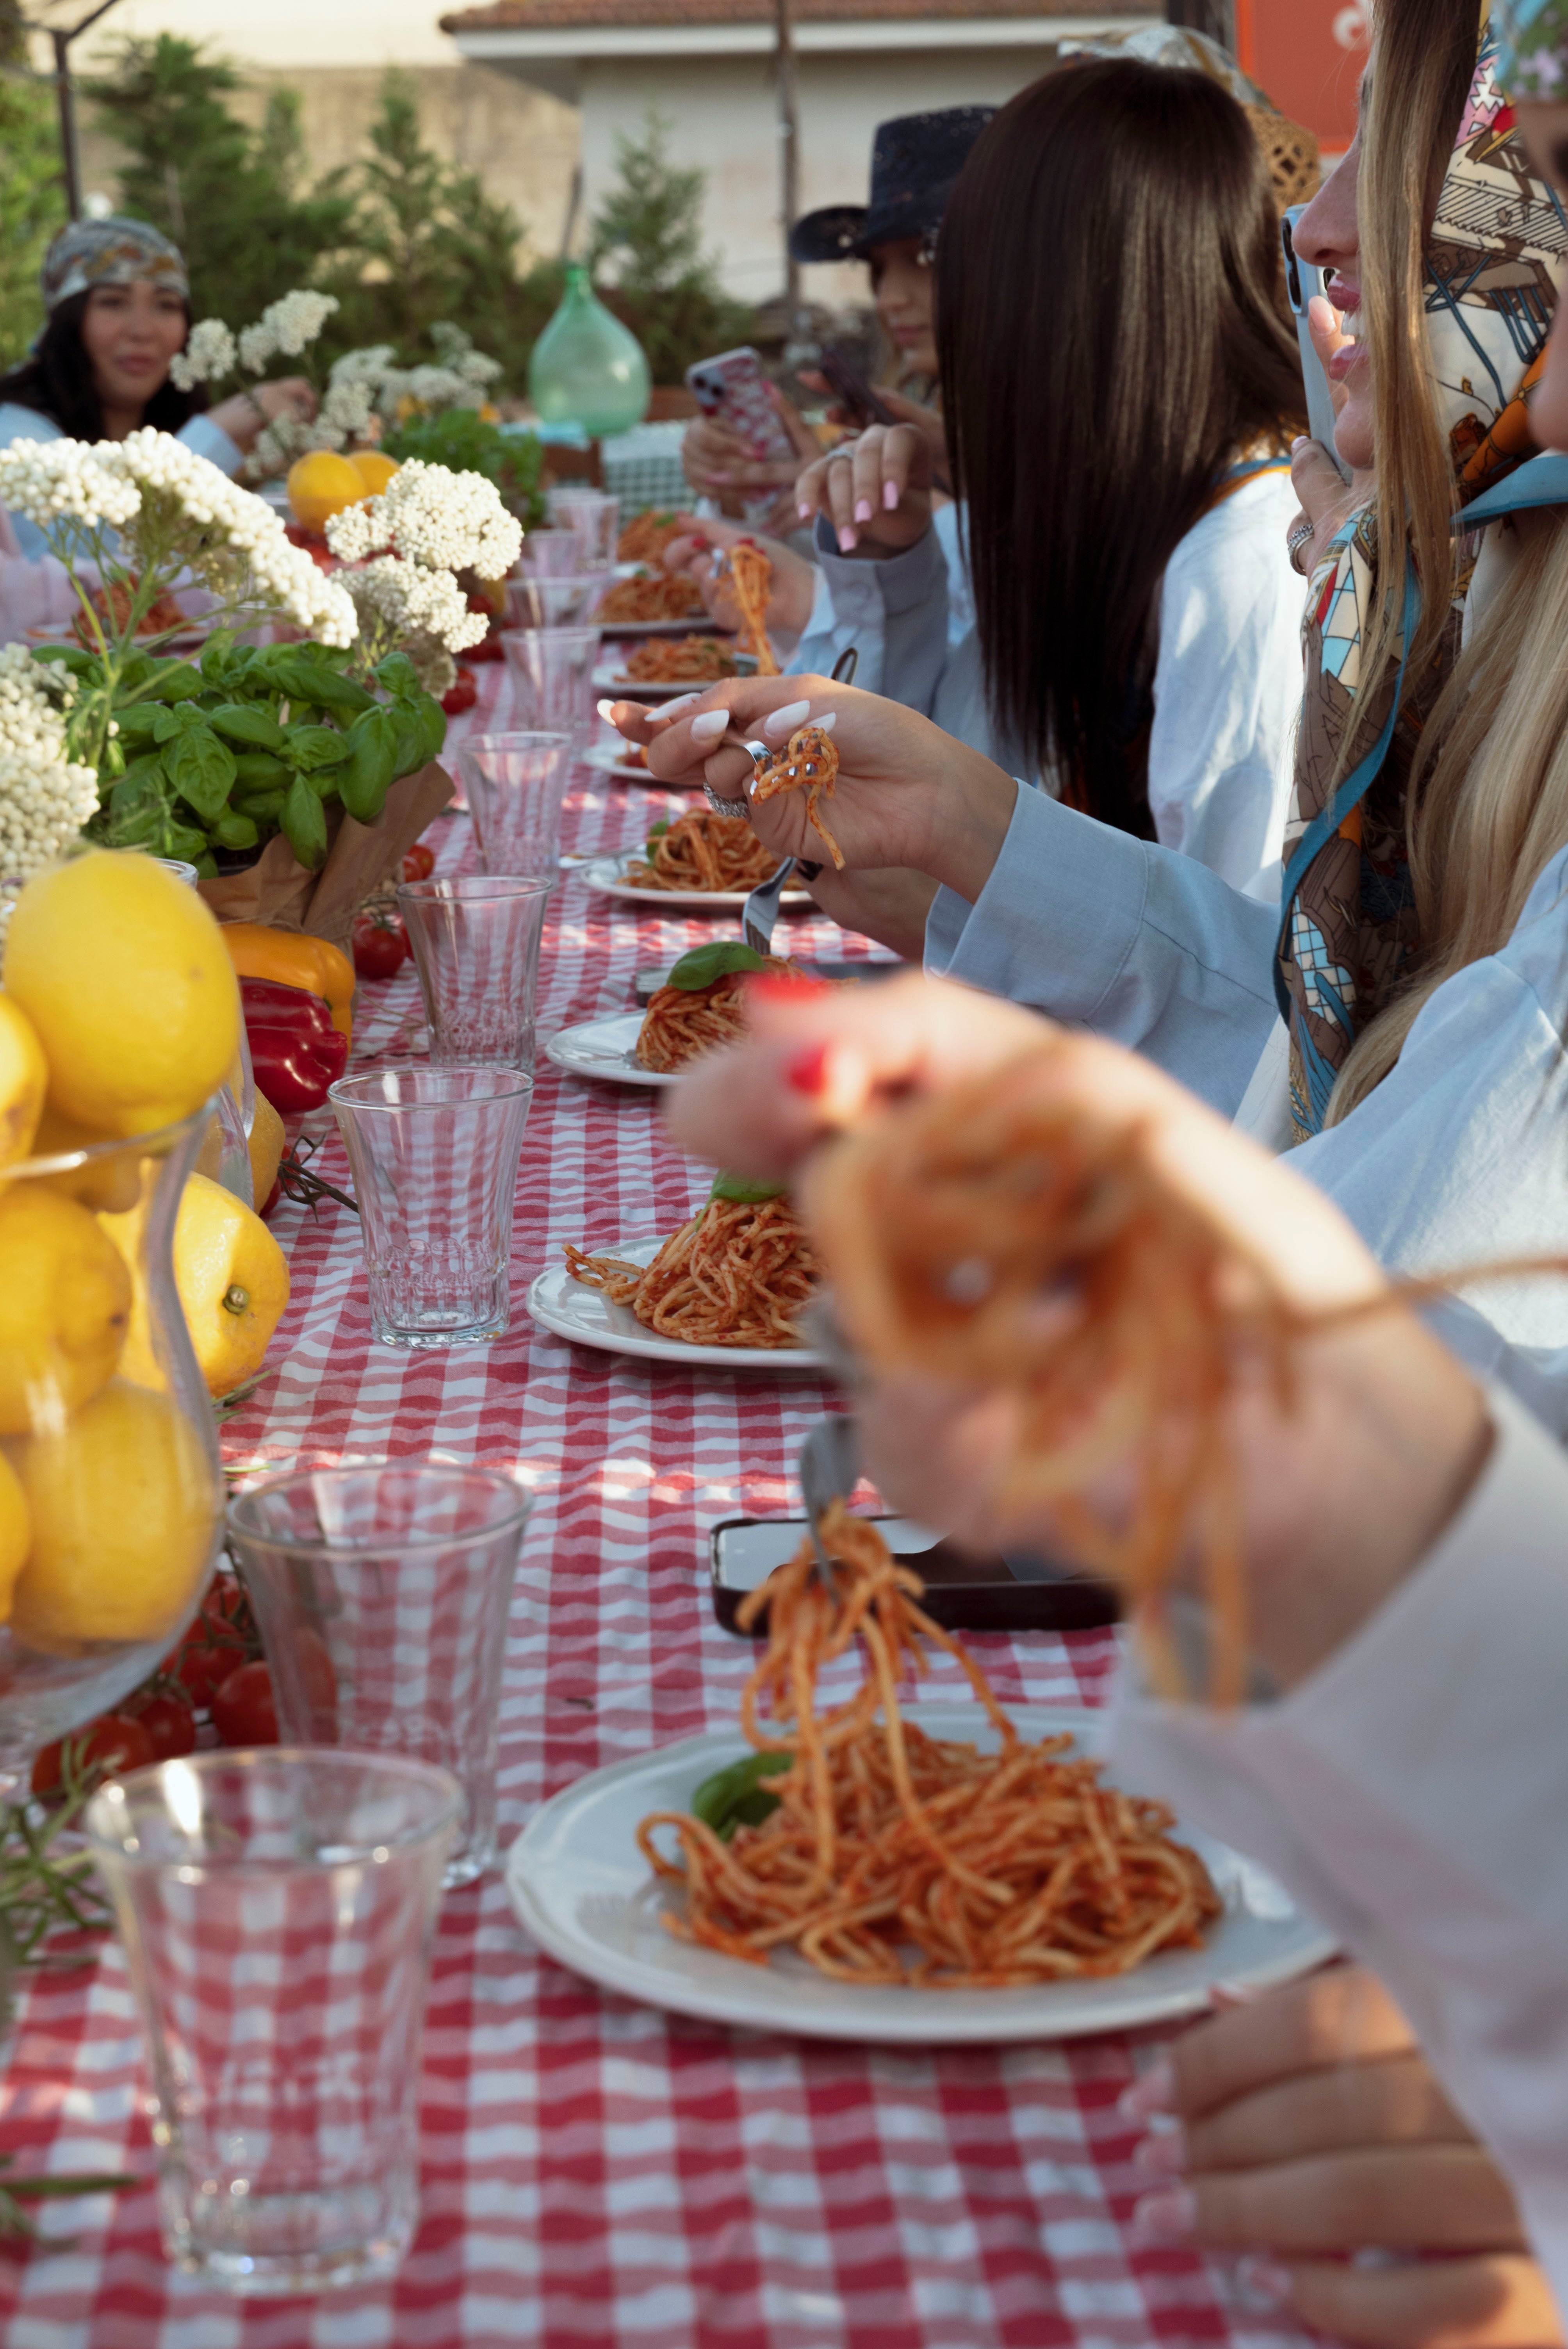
[659,513,816,638]
[1287,296,1375,577]
[679,387,823,530]
[666,975,1492,1690]
[602,675,1017,892]
[1124,1968,1561,2349]
[210,376,318,455]
[794,421,935,556]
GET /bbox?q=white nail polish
[814,710,836,733]
[690,709,728,741]
[762,698,812,743]
[650,691,703,723]
[595,698,619,723]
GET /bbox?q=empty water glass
[230,1464,532,1887]
[517,525,587,577]
[329,1064,533,1347]
[397,874,552,1067]
[505,569,616,630]
[499,625,602,743]
[86,1750,460,2295]
[550,487,620,567]
[455,729,573,878]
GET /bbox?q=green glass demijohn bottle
[528,266,651,438]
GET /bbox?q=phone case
[1281,208,1351,484]
[686,347,797,524]
[710,1515,1121,1636]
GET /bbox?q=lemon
[102,1170,289,1399]
[249,1088,286,1205]
[0,1451,30,1625]
[347,451,397,498]
[4,850,241,1139]
[29,1102,144,1214]
[9,1380,216,1652]
[287,451,365,534]
[0,1186,131,1435]
[0,994,46,1173]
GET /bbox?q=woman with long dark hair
[789,59,1308,890]
[0,217,314,562]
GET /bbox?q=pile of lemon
[0,852,288,1652]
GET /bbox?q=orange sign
[1235,0,1369,152]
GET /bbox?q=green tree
[87,35,352,324]
[585,112,753,384]
[0,2,65,365]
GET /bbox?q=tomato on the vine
[211,1661,279,1748]
[352,913,409,982]
[400,841,437,881]
[128,1690,198,1763]
[32,1713,155,1796]
[439,668,477,718]
[165,1575,256,1706]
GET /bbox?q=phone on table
[710,1514,1121,1637]
[814,346,898,431]
[1281,206,1351,485]
[685,346,798,524]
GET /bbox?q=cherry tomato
[32,1713,155,1795]
[166,1576,255,1706]
[353,913,409,982]
[128,1690,198,1763]
[211,1660,279,1748]
[400,841,437,881]
[439,669,477,718]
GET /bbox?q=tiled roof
[444,0,1142,27]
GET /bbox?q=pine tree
[584,111,753,384]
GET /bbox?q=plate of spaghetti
[594,638,755,696]
[584,742,704,790]
[595,569,710,630]
[506,1513,1331,2041]
[581,819,813,911]
[528,1181,825,1366]
[548,942,794,1086]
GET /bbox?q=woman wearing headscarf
[0,217,315,562]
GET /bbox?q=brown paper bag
[198,761,453,952]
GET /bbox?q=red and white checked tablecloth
[0,663,1319,2349]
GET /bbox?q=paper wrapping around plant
[197,761,453,952]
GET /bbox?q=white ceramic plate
[597,613,726,638]
[583,744,703,791]
[579,849,811,915]
[593,654,756,700]
[506,1702,1335,2044]
[545,1011,672,1089]
[526,1235,823,1371]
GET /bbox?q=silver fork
[798,1415,861,1606]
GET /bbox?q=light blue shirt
[0,402,242,560]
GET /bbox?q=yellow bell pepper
[221,925,354,1044]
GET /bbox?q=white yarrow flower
[169,317,237,390]
[0,439,141,531]
[340,554,488,654]
[0,646,99,922]
[324,460,521,579]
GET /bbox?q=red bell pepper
[239,977,349,1113]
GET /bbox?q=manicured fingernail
[837,526,857,552]
[651,691,703,721]
[812,710,836,734]
[1290,435,1310,453]
[1130,2187,1196,2244]
[1131,2124,1186,2177]
[1119,2060,1174,2123]
[853,497,872,524]
[883,480,899,510]
[798,501,813,521]
[786,1041,830,1095]
[761,698,811,743]
[596,698,620,723]
[747,973,830,1005]
[1235,2257,1294,2309]
[690,709,728,742]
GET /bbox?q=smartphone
[685,346,798,525]
[1281,207,1352,484]
[710,1514,1121,1637]
[815,347,898,432]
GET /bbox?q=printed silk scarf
[1278,27,1568,1138]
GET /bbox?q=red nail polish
[786,1042,830,1095]
[747,972,830,1005]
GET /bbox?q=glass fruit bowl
[0,1104,223,1795]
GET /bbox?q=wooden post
[36,0,125,222]
[775,0,800,326]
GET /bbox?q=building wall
[577,43,1069,306]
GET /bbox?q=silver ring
[1287,517,1315,576]
[703,781,753,825]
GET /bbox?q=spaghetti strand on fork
[752,724,845,868]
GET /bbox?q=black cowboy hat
[789,105,996,266]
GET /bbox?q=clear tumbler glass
[328,1065,533,1347]
[229,1464,531,1885]
[397,874,552,1068]
[499,625,602,743]
[456,729,574,878]
[516,524,588,577]
[549,487,619,567]
[505,569,615,631]
[85,1750,460,2295]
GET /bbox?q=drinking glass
[505,569,616,631]
[86,1750,460,2295]
[500,624,603,743]
[229,1465,531,1886]
[329,1065,533,1347]
[516,525,587,577]
[397,874,552,1067]
[549,487,620,567]
[455,730,574,878]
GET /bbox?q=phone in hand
[685,346,798,524]
[1281,207,1352,485]
[814,347,899,431]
